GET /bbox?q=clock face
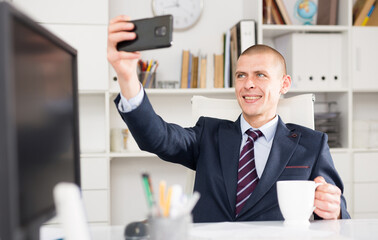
[152,0,203,30]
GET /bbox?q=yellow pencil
[164,187,173,217]
[159,180,166,214]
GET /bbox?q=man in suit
[107,15,350,222]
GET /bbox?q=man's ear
[280,74,292,94]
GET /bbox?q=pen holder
[148,214,192,240]
[139,71,156,89]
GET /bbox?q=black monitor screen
[13,19,77,227]
[0,3,80,240]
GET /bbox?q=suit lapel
[219,117,242,214]
[238,117,301,217]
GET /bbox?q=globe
[296,0,317,20]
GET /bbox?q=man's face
[234,52,290,126]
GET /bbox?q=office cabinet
[82,190,109,222]
[81,158,109,189]
[352,28,378,90]
[79,95,107,153]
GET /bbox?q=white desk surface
[41,219,378,240]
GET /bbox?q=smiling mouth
[243,96,262,100]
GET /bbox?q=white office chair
[185,93,315,194]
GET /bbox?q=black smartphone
[117,15,173,52]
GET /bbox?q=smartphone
[117,15,173,52]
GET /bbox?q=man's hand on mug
[107,15,141,99]
[314,176,341,220]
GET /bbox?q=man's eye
[236,73,246,78]
[257,73,265,77]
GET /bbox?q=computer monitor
[0,2,80,240]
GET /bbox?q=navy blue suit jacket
[115,93,350,222]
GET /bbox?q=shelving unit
[10,0,378,225]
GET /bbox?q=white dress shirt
[239,115,278,179]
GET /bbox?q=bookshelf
[11,0,378,225]
[256,0,378,220]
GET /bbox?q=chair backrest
[186,93,315,194]
[191,93,315,129]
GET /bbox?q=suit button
[291,133,298,138]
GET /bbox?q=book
[271,0,285,24]
[316,0,338,25]
[275,0,292,24]
[366,2,378,25]
[223,29,231,88]
[199,55,207,88]
[362,1,377,25]
[353,0,376,25]
[191,55,199,88]
[230,24,238,85]
[187,52,193,88]
[213,54,224,88]
[283,0,318,25]
[263,0,274,24]
[180,50,190,88]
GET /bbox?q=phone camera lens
[155,26,167,37]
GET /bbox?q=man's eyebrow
[235,70,246,75]
[255,70,269,76]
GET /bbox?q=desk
[41,219,378,240]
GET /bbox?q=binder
[229,19,256,85]
[236,20,256,55]
[274,33,343,90]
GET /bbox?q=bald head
[240,44,287,75]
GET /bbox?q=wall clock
[152,0,203,30]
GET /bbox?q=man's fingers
[108,32,137,46]
[316,184,342,195]
[109,15,131,24]
[314,207,339,220]
[108,22,135,34]
[314,176,326,184]
[314,196,340,210]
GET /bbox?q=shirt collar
[240,114,278,142]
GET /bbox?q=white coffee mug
[277,180,322,226]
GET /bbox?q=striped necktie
[235,129,263,217]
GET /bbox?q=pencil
[141,173,154,208]
[164,187,173,217]
[159,180,166,214]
